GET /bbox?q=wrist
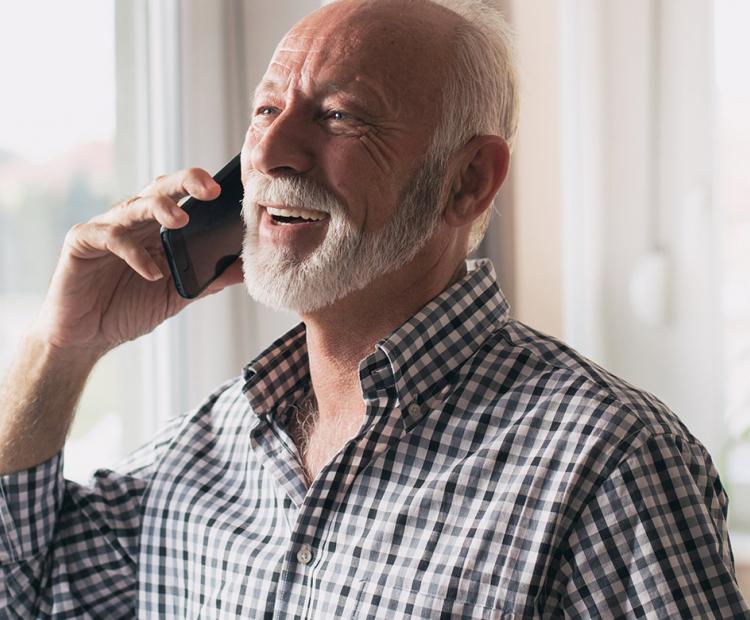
[0,326,101,474]
[23,325,104,376]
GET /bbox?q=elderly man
[1,0,748,617]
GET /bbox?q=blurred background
[0,0,748,597]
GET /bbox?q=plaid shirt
[1,259,748,619]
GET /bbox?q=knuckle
[119,195,140,209]
[184,167,207,184]
[110,196,138,214]
[138,174,167,196]
[150,195,174,211]
[106,224,128,245]
[64,223,85,244]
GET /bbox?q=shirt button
[407,403,421,416]
[297,544,313,565]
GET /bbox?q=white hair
[343,0,519,253]
[312,0,518,254]
[425,0,519,253]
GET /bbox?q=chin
[240,246,335,314]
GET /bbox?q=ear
[443,136,510,229]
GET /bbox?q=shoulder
[458,317,707,485]
[168,376,253,446]
[116,376,251,476]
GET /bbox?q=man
[0,0,747,617]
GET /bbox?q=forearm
[0,330,100,474]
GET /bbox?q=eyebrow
[252,79,279,104]
[251,77,393,116]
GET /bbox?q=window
[0,0,131,482]
[0,1,317,483]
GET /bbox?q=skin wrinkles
[255,59,401,125]
[249,103,400,233]
[250,80,410,233]
[356,128,404,178]
[264,14,433,115]
[243,1,468,244]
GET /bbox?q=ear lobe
[444,136,510,228]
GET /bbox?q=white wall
[598,0,721,456]
[499,0,722,454]
[506,0,564,338]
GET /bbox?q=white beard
[241,156,447,314]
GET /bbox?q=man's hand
[0,167,244,474]
[36,167,244,356]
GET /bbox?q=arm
[1,454,146,618]
[0,167,243,475]
[544,433,750,618]
[0,167,243,617]
[0,417,185,618]
[0,332,98,474]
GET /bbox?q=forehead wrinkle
[254,7,447,122]
[255,49,398,114]
[267,36,333,91]
[276,42,324,55]
[276,28,330,55]
[254,72,399,120]
[253,51,318,102]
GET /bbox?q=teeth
[266,206,326,221]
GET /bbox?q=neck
[301,250,467,420]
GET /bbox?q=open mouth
[265,205,328,225]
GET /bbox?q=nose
[248,109,314,177]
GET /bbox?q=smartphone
[160,154,244,299]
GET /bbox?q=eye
[324,110,350,122]
[255,106,279,117]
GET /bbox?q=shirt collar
[360,259,509,427]
[242,322,309,421]
[242,259,509,427]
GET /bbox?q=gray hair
[324,0,519,253]
[426,0,519,253]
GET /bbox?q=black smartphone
[160,154,244,299]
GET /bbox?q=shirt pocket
[352,578,515,620]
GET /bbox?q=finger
[69,223,164,281]
[116,195,189,229]
[141,167,221,203]
[105,227,164,281]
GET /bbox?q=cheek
[241,124,268,182]
[240,128,256,174]
[243,125,263,150]
[319,146,403,230]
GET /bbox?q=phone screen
[160,154,244,299]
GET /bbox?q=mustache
[243,170,343,214]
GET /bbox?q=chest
[289,411,365,484]
[140,435,553,619]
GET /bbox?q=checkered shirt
[1,259,748,618]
